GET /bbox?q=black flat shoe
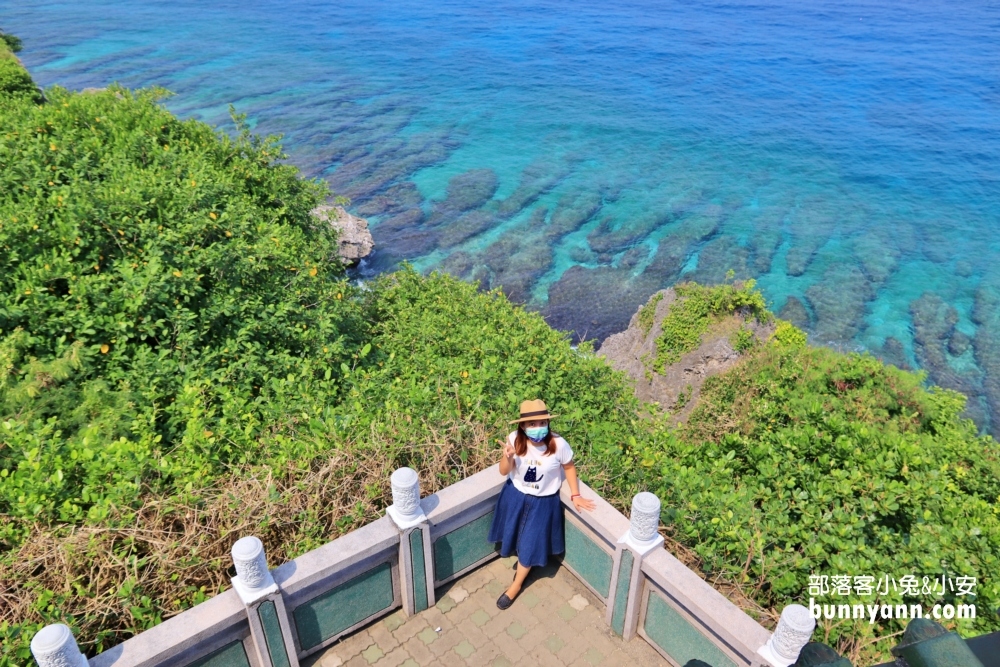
[497,593,513,610]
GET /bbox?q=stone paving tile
[428,627,464,656]
[368,619,401,653]
[468,641,501,665]
[392,615,429,643]
[416,626,438,645]
[505,620,527,640]
[559,602,580,621]
[401,635,436,666]
[340,629,376,656]
[520,625,551,653]
[360,644,384,664]
[519,590,541,608]
[453,639,476,659]
[306,555,667,667]
[544,633,566,654]
[383,611,406,632]
[372,646,409,667]
[455,617,491,648]
[525,643,568,667]
[435,595,457,613]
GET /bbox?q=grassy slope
[0,49,997,667]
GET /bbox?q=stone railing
[30,464,912,667]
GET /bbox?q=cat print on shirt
[523,466,543,483]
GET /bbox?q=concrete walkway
[303,555,668,667]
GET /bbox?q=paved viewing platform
[305,555,666,667]
[32,466,851,667]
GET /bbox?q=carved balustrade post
[387,467,436,616]
[231,536,300,667]
[606,491,665,640]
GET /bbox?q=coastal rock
[588,211,667,254]
[778,296,810,331]
[547,190,602,240]
[686,236,751,285]
[438,209,497,248]
[642,208,721,281]
[852,228,899,284]
[311,205,374,265]
[877,336,912,371]
[427,169,498,227]
[455,208,552,302]
[784,204,833,276]
[354,181,423,217]
[598,288,774,423]
[543,264,661,345]
[805,264,872,343]
[910,293,986,426]
[949,331,971,357]
[972,270,1000,434]
[496,159,570,218]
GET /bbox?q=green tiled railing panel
[293,561,394,650]
[257,600,291,667]
[434,511,498,582]
[611,548,634,635]
[563,518,612,598]
[410,527,429,612]
[643,591,738,667]
[186,640,251,667]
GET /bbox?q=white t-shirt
[506,430,573,496]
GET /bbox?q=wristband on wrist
[571,494,581,499]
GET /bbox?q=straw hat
[509,399,557,424]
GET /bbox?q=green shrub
[654,280,769,370]
[0,86,367,536]
[771,318,808,347]
[631,343,1000,658]
[637,291,664,335]
[0,39,39,102]
[0,31,22,54]
[730,326,758,353]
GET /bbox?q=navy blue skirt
[488,479,565,568]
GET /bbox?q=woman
[488,399,596,610]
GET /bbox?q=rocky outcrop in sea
[311,205,375,265]
[598,288,774,423]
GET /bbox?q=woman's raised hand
[502,440,516,461]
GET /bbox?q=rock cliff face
[311,205,375,265]
[599,288,773,423]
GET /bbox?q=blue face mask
[525,425,549,442]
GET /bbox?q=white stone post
[230,536,300,667]
[30,624,89,667]
[607,491,666,640]
[386,467,435,615]
[757,604,816,667]
[387,467,427,528]
[627,492,664,551]
[232,536,276,596]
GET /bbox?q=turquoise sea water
[5,0,1000,431]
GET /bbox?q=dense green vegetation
[1,43,998,667]
[0,30,23,53]
[0,38,39,102]
[653,279,770,370]
[634,341,999,656]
